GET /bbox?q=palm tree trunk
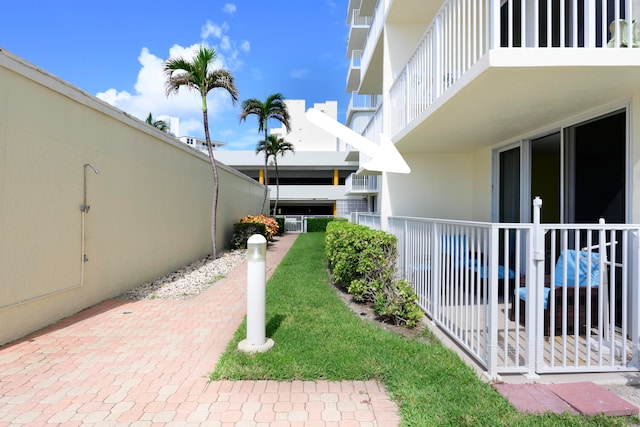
[202,107,218,259]
[261,128,269,214]
[274,159,280,216]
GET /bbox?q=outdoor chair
[440,235,516,297]
[514,249,602,336]
[607,19,640,48]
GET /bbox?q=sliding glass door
[497,109,626,225]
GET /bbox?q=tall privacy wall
[0,49,264,345]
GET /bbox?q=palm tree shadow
[266,313,286,337]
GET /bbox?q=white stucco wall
[380,152,476,220]
[0,49,263,345]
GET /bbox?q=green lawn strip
[211,232,633,426]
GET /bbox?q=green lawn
[211,232,634,426]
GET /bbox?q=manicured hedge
[306,217,347,232]
[325,221,423,328]
[274,217,285,236]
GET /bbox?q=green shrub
[374,279,423,328]
[325,222,423,328]
[274,217,285,236]
[306,217,347,232]
[230,222,267,249]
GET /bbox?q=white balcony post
[238,234,274,354]
[584,0,596,47]
[431,222,441,321]
[631,230,640,367]
[490,0,501,49]
[528,197,543,378]
[487,224,500,378]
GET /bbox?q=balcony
[346,9,372,56]
[345,92,379,126]
[345,173,379,195]
[358,0,385,94]
[357,210,640,377]
[386,0,640,152]
[346,50,362,92]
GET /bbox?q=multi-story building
[216,100,376,218]
[178,136,225,152]
[345,0,640,378]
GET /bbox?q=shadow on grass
[266,313,286,337]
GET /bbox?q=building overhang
[395,49,640,153]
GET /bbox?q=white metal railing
[345,173,378,194]
[358,213,381,230]
[346,92,379,123]
[350,8,372,27]
[349,92,379,110]
[387,215,531,375]
[279,215,335,233]
[359,102,383,166]
[360,0,387,77]
[526,220,640,374]
[388,0,636,137]
[349,49,362,69]
[360,200,640,378]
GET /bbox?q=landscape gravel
[120,249,247,300]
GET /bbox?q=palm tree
[145,112,170,133]
[164,46,239,258]
[256,135,295,215]
[239,93,291,214]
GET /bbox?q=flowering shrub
[240,215,279,240]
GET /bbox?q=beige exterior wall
[0,50,263,345]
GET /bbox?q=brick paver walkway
[0,233,400,426]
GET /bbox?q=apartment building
[345,0,640,377]
[216,100,376,217]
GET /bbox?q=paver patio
[0,233,400,426]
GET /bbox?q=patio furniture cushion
[518,287,552,309]
[553,249,601,287]
[514,249,603,335]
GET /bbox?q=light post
[238,234,274,353]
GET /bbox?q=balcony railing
[357,199,640,378]
[345,173,379,194]
[358,102,384,166]
[346,92,379,123]
[347,9,373,55]
[346,50,363,92]
[388,0,636,138]
[360,0,387,77]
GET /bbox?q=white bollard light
[238,234,274,353]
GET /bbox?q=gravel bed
[120,249,247,300]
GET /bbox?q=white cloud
[222,3,236,15]
[201,20,228,40]
[289,68,310,79]
[240,40,250,53]
[250,68,263,81]
[96,44,240,138]
[220,36,231,51]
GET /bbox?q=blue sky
[1,0,349,150]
